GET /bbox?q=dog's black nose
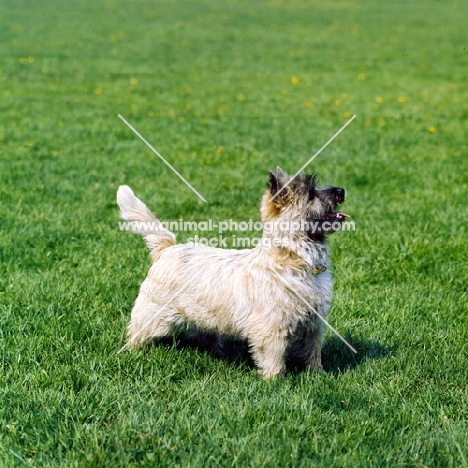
[335,188,345,203]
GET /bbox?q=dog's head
[261,167,348,242]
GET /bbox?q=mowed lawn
[1,0,467,466]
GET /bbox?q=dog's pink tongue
[335,212,350,219]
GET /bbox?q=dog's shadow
[285,335,393,375]
[151,332,392,376]
[151,332,255,370]
[321,336,393,374]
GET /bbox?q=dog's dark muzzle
[334,187,345,205]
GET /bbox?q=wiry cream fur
[117,168,343,378]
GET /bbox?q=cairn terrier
[117,167,347,378]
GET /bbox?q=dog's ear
[276,166,288,178]
[268,170,280,194]
[262,168,290,221]
[268,167,289,195]
[304,173,318,187]
[304,173,319,200]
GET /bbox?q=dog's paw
[307,361,324,372]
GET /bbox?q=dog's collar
[310,264,327,275]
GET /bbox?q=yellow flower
[333,99,341,106]
[428,126,437,133]
[185,103,192,110]
[216,146,224,154]
[167,109,175,117]
[358,73,365,81]
[379,118,386,127]
[397,96,407,103]
[177,116,185,122]
[109,32,125,42]
[236,93,246,101]
[376,97,384,104]
[343,111,351,118]
[129,78,138,86]
[94,88,103,95]
[218,105,227,116]
[19,56,34,64]
[302,102,313,109]
[147,111,155,117]
[291,76,300,85]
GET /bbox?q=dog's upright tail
[117,185,176,262]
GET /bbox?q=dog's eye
[308,188,316,201]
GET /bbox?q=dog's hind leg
[126,297,182,348]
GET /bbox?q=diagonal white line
[118,114,207,203]
[270,268,357,354]
[117,272,201,354]
[270,115,356,202]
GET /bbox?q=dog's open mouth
[307,209,350,239]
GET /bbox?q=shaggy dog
[117,167,347,378]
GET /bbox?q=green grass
[1,0,468,466]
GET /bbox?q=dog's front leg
[304,325,324,371]
[291,320,324,371]
[250,333,288,379]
